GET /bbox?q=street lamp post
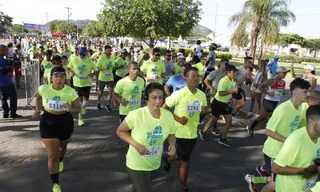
[213,2,220,40]
[64,7,72,22]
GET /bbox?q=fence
[23,59,40,110]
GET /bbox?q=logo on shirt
[52,96,61,101]
[130,85,140,98]
[146,126,163,146]
[151,66,159,73]
[107,61,112,67]
[45,63,52,69]
[290,115,300,133]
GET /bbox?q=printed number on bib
[129,100,141,106]
[104,72,112,77]
[304,178,316,190]
[79,75,88,80]
[142,146,163,158]
[186,102,201,113]
[274,91,283,97]
[47,100,66,111]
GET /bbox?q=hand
[89,73,95,78]
[69,72,74,78]
[32,110,41,118]
[120,99,129,106]
[178,116,188,125]
[231,87,238,93]
[168,145,176,156]
[267,92,275,97]
[134,143,149,156]
[63,103,72,112]
[300,165,318,179]
[210,89,216,95]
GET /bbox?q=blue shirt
[268,60,278,75]
[0,56,13,87]
[165,74,187,92]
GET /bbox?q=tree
[276,33,305,47]
[0,11,13,34]
[228,0,295,60]
[83,21,104,37]
[230,25,250,48]
[98,0,202,48]
[304,39,320,58]
[11,24,28,34]
[48,20,77,34]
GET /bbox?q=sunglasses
[166,55,172,57]
[155,54,161,57]
[52,61,60,65]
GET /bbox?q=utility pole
[64,7,72,22]
[45,13,49,24]
[213,2,219,39]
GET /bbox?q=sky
[1,0,320,38]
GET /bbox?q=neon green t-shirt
[115,57,130,77]
[69,54,80,61]
[214,76,234,103]
[114,76,145,115]
[38,84,78,112]
[263,100,304,158]
[28,48,39,58]
[141,59,166,84]
[275,127,320,192]
[125,107,176,171]
[298,102,309,128]
[311,182,320,192]
[90,52,102,63]
[174,63,181,75]
[96,55,115,82]
[193,62,206,84]
[165,87,207,139]
[67,57,98,87]
[42,60,53,70]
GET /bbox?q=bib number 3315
[47,100,66,111]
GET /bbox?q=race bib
[47,100,66,111]
[304,177,317,190]
[186,102,201,113]
[104,72,112,77]
[129,99,141,106]
[79,75,88,80]
[142,146,163,158]
[274,90,283,97]
[149,74,158,80]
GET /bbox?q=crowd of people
[0,37,320,192]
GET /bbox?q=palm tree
[228,0,295,60]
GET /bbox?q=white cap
[276,66,291,73]
[177,55,185,60]
[304,64,315,71]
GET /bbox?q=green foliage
[0,11,13,34]
[230,25,249,47]
[258,53,320,63]
[10,24,28,34]
[83,21,104,37]
[304,39,320,57]
[277,33,306,47]
[48,20,77,34]
[98,0,202,47]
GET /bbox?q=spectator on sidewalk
[0,44,22,118]
[268,56,279,78]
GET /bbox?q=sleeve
[207,71,216,81]
[67,60,73,70]
[114,79,123,94]
[216,79,229,92]
[165,76,173,88]
[96,57,102,69]
[124,110,136,130]
[90,60,98,71]
[168,112,177,134]
[140,62,147,73]
[70,88,79,102]
[115,58,120,65]
[274,137,300,167]
[201,93,208,107]
[165,91,180,108]
[266,108,283,132]
[160,62,166,74]
[38,85,45,96]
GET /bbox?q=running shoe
[10,113,22,118]
[105,105,112,112]
[246,125,254,137]
[81,107,86,115]
[59,161,64,173]
[3,114,9,118]
[198,130,207,141]
[162,156,171,172]
[211,130,220,136]
[52,184,61,192]
[96,103,101,110]
[244,174,258,192]
[256,165,269,177]
[218,139,230,147]
[78,119,85,126]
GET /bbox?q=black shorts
[40,111,74,140]
[263,99,278,113]
[264,153,276,181]
[211,99,232,118]
[120,114,127,123]
[114,75,122,86]
[176,138,197,161]
[74,86,91,98]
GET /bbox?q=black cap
[226,65,239,72]
[46,50,53,56]
[51,66,66,77]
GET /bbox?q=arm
[219,89,236,96]
[164,85,171,96]
[265,129,286,142]
[69,98,81,114]
[32,92,42,118]
[259,78,275,96]
[311,78,317,90]
[162,103,188,125]
[204,78,216,94]
[112,91,128,106]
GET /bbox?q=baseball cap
[304,64,316,71]
[276,66,290,73]
[121,48,128,53]
[182,62,192,68]
[226,65,239,72]
[177,55,185,60]
[274,55,279,59]
[52,55,62,62]
[51,66,66,76]
[79,47,88,55]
